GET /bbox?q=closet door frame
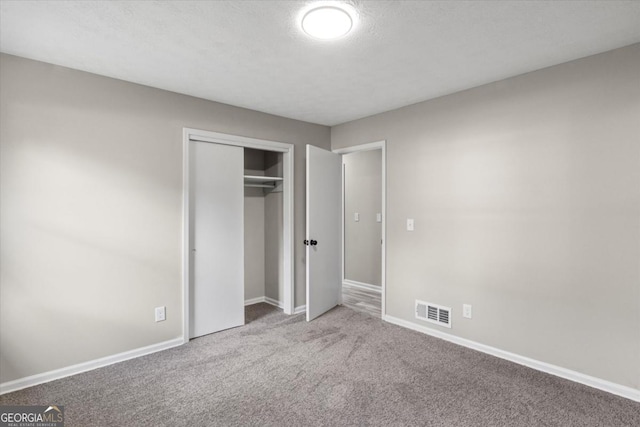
[182,128,295,343]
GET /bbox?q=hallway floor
[341,282,381,318]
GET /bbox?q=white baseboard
[383,315,640,402]
[343,279,382,293]
[245,297,281,308]
[265,297,284,309]
[244,296,266,306]
[3,298,300,395]
[247,297,304,315]
[0,337,183,396]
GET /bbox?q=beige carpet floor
[1,303,639,426]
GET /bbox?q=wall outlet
[155,306,166,322]
[463,304,472,319]
[406,218,414,231]
[354,212,360,222]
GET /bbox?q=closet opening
[244,148,286,312]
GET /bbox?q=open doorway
[335,141,386,318]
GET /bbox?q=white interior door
[306,145,342,321]
[189,141,244,338]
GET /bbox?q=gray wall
[264,151,285,302]
[244,190,266,300]
[0,54,330,383]
[332,44,640,389]
[343,150,382,286]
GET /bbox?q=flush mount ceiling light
[301,4,357,40]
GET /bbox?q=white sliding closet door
[189,141,244,338]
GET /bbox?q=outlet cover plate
[463,304,472,319]
[155,306,166,322]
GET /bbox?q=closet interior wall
[244,148,284,305]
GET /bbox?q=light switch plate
[376,213,382,222]
[406,218,414,231]
[354,212,360,222]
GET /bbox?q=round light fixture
[301,5,355,40]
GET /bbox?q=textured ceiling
[1,0,640,126]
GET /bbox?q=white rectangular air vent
[415,300,451,328]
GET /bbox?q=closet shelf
[244,175,283,189]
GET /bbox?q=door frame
[333,140,386,317]
[182,128,295,343]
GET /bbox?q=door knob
[310,240,318,246]
[303,240,309,246]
